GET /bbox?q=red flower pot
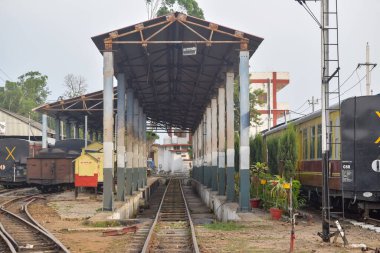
[269,207,283,220]
[250,198,261,208]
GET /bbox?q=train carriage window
[317,125,322,158]
[310,126,315,159]
[302,129,308,160]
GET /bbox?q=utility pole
[358,42,377,96]
[308,96,319,112]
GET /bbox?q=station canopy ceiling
[36,12,263,132]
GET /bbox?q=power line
[0,67,12,80]
[293,100,308,112]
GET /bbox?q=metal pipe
[226,72,235,201]
[239,50,250,212]
[102,50,114,211]
[218,86,226,195]
[42,114,47,148]
[116,73,126,201]
[211,98,218,191]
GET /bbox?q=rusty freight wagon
[26,139,88,192]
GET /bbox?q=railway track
[0,195,70,252]
[141,178,199,253]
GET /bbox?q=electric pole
[358,42,377,96]
[308,96,319,112]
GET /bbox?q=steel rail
[0,196,70,253]
[0,224,17,253]
[141,178,172,253]
[180,179,200,253]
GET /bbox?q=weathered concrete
[191,179,241,222]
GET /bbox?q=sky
[0,0,379,121]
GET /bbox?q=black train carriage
[341,96,380,215]
[27,139,89,192]
[0,138,42,187]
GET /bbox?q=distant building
[250,72,290,136]
[154,130,192,174]
[0,108,55,141]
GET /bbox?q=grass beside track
[203,222,245,231]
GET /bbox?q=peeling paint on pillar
[103,50,114,211]
[211,98,218,191]
[239,50,250,212]
[218,86,226,195]
[126,89,134,196]
[116,73,126,201]
[226,71,235,202]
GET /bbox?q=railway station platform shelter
[38,12,263,212]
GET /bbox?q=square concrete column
[84,115,88,147]
[55,117,61,142]
[193,129,197,180]
[211,98,218,191]
[226,72,235,201]
[126,88,134,196]
[218,86,226,195]
[42,114,48,148]
[138,106,144,189]
[206,105,212,188]
[239,49,251,212]
[102,50,115,211]
[198,122,204,184]
[65,120,71,139]
[116,73,126,201]
[142,113,147,187]
[132,98,140,192]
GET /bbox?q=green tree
[0,71,50,121]
[278,124,298,180]
[145,0,204,19]
[234,80,264,130]
[250,134,264,164]
[266,137,279,175]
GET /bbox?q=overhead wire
[0,67,12,80]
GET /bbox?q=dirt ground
[28,198,380,253]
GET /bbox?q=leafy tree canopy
[0,71,50,121]
[145,0,204,19]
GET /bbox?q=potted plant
[268,176,289,220]
[249,162,268,208]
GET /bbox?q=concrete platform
[190,179,264,222]
[48,176,162,221]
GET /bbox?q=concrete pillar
[102,50,114,211]
[206,105,212,188]
[211,98,218,191]
[126,88,134,196]
[138,106,144,189]
[84,115,88,147]
[239,49,250,212]
[142,113,147,187]
[198,122,204,184]
[89,130,93,142]
[218,86,226,195]
[73,122,79,139]
[95,131,99,142]
[55,117,61,142]
[42,114,47,148]
[193,129,197,180]
[65,120,71,139]
[116,73,126,201]
[132,98,139,192]
[226,72,235,201]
